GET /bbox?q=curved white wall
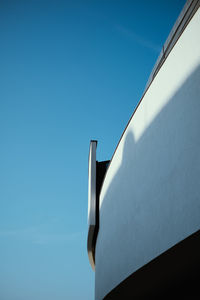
[95,7,200,300]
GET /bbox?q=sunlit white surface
[100,8,200,210]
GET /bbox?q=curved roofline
[144,0,200,93]
[100,0,200,196]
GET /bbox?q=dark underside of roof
[103,229,200,299]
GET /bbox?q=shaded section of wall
[94,160,110,262]
[103,229,200,299]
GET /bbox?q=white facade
[95,4,200,300]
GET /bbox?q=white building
[88,1,200,299]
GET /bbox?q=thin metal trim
[87,140,97,270]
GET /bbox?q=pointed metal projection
[87,140,97,270]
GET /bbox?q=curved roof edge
[144,0,200,93]
[100,0,200,194]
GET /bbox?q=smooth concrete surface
[95,7,200,300]
[104,230,200,299]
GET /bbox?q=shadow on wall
[95,64,200,300]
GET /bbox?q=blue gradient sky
[0,1,185,299]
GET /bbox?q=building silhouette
[88,1,200,298]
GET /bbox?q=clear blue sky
[0,1,185,299]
